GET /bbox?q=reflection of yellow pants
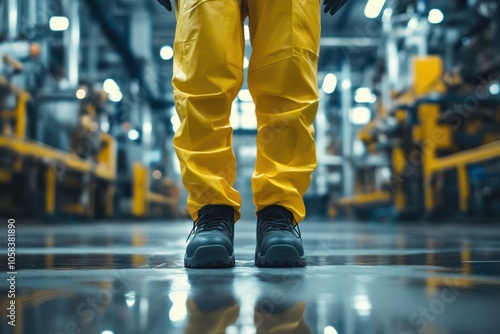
[254,302,311,334]
[184,299,310,334]
[184,300,239,334]
[173,0,321,223]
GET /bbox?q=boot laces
[186,215,232,242]
[259,212,302,240]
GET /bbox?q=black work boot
[185,205,235,268]
[255,205,306,268]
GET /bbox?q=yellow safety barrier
[425,140,500,212]
[132,162,178,218]
[336,191,391,207]
[0,137,115,180]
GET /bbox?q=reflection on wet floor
[1,220,500,334]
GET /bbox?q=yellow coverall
[173,0,321,223]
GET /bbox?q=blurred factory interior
[1,0,500,333]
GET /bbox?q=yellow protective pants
[172,0,321,223]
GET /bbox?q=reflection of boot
[254,301,311,334]
[185,299,239,334]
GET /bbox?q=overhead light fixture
[243,56,249,69]
[76,88,87,100]
[108,91,123,103]
[355,88,377,104]
[322,73,338,94]
[490,83,500,95]
[49,16,69,31]
[350,106,372,125]
[143,122,152,134]
[364,0,387,19]
[128,129,140,141]
[341,78,352,91]
[103,79,122,102]
[103,79,120,94]
[408,17,419,29]
[238,89,253,102]
[428,9,444,24]
[160,45,174,60]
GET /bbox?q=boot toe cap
[258,231,305,257]
[186,232,233,258]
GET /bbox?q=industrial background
[1,0,500,334]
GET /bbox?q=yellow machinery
[0,57,180,219]
[0,42,182,220]
[0,55,116,217]
[0,97,116,217]
[336,56,500,220]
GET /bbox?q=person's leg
[247,0,321,223]
[246,0,321,267]
[173,0,245,267]
[173,0,245,222]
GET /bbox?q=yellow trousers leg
[247,0,321,223]
[172,0,245,221]
[172,0,320,223]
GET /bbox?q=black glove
[157,0,172,11]
[323,0,349,16]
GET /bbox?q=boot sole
[255,244,307,268]
[184,245,235,269]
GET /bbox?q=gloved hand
[323,0,349,16]
[157,0,172,11]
